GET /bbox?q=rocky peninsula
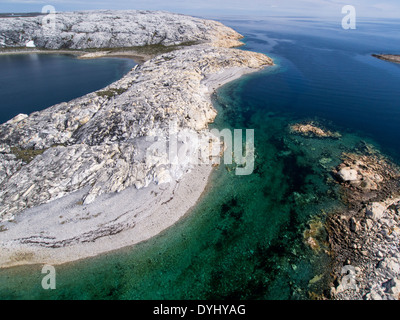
[0,11,272,267]
[372,54,400,64]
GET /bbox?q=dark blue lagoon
[1,17,400,300]
[0,53,136,124]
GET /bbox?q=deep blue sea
[0,54,136,124]
[0,17,399,300]
[218,16,400,160]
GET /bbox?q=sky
[1,0,399,19]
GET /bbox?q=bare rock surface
[327,144,400,300]
[0,11,272,267]
[290,122,341,139]
[0,45,271,222]
[0,10,243,49]
[372,54,400,64]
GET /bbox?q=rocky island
[0,10,272,267]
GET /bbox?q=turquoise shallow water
[1,17,400,299]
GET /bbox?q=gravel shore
[0,11,272,268]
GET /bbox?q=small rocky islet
[290,122,341,139]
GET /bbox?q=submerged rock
[304,216,328,253]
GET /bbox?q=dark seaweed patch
[282,152,315,195]
[219,198,243,221]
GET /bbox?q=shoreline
[0,10,273,270]
[0,48,152,63]
[326,145,400,300]
[0,164,215,268]
[0,45,272,268]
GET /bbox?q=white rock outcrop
[0,10,243,49]
[0,11,272,222]
[337,167,359,182]
[366,202,386,220]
